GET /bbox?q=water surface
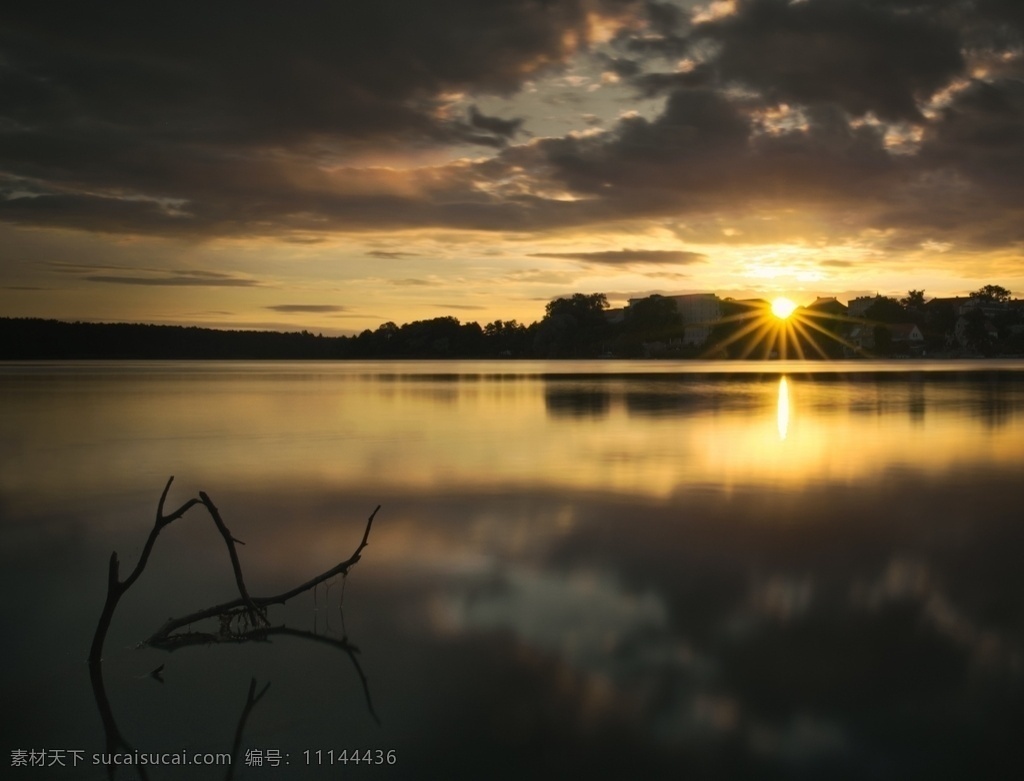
[2,360,1023,779]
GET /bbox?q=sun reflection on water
[777,376,790,441]
[4,363,1024,507]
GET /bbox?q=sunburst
[701,298,869,360]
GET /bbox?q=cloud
[1,0,1023,260]
[691,0,966,122]
[468,106,524,142]
[85,274,260,287]
[265,304,347,313]
[532,249,707,265]
[389,278,435,286]
[48,262,260,287]
[0,1,640,146]
[631,65,715,97]
[0,0,648,236]
[368,251,421,259]
[46,261,261,287]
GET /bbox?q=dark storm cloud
[0,192,206,235]
[1,0,1023,253]
[266,305,347,313]
[46,261,262,287]
[921,77,1024,192]
[0,1,639,146]
[979,0,1024,34]
[468,106,524,142]
[527,87,755,202]
[0,0,646,232]
[631,64,714,97]
[691,0,965,122]
[532,249,707,265]
[644,0,687,36]
[595,54,642,79]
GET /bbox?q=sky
[2,0,1024,334]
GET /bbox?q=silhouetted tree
[535,293,610,357]
[614,295,683,356]
[483,319,530,356]
[963,308,993,353]
[625,295,681,334]
[971,284,1011,303]
[864,296,911,324]
[544,293,609,325]
[900,290,926,309]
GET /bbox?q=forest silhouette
[4,287,1022,359]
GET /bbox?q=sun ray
[737,320,778,360]
[788,320,808,361]
[798,316,867,357]
[791,319,831,359]
[703,314,771,357]
[699,296,867,360]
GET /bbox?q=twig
[146,505,379,645]
[198,491,266,627]
[88,478,383,780]
[227,678,271,780]
[89,476,201,663]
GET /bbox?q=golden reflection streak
[777,376,790,440]
[7,367,1024,508]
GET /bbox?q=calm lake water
[2,360,1024,779]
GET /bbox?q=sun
[771,297,798,319]
[702,296,865,360]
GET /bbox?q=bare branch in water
[146,503,379,645]
[88,478,382,781]
[90,476,378,660]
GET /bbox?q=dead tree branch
[88,478,382,779]
[198,491,264,626]
[227,678,271,780]
[146,503,379,646]
[149,627,380,725]
[89,476,203,663]
[89,476,378,661]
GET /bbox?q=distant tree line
[859,285,1023,356]
[1,294,612,360]
[0,319,343,360]
[4,285,1022,360]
